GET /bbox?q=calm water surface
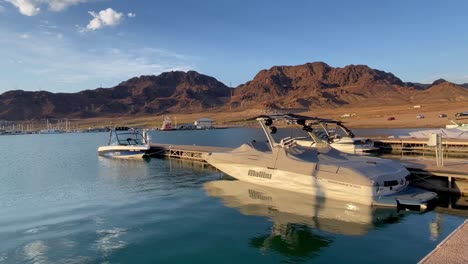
[0,129,465,263]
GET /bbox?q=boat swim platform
[372,138,468,158]
[148,143,468,195]
[419,219,468,264]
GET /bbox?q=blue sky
[0,0,467,93]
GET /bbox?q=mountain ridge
[1,63,467,120]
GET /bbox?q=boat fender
[270,126,277,134]
[265,118,273,126]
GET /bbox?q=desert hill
[0,71,231,120]
[231,62,415,109]
[1,62,467,120]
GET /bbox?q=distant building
[194,118,215,129]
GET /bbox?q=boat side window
[118,139,129,146]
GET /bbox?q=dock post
[448,176,452,192]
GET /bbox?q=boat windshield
[308,122,352,141]
[110,131,147,146]
[254,114,354,149]
[269,121,311,143]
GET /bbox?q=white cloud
[84,8,124,31]
[127,12,136,18]
[47,0,87,12]
[5,0,89,16]
[19,33,30,39]
[0,30,198,92]
[6,0,40,16]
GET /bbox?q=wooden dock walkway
[419,219,468,264]
[149,144,231,162]
[397,157,468,194]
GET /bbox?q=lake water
[0,129,466,264]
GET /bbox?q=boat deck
[419,219,468,264]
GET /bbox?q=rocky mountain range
[0,71,231,120]
[1,62,467,120]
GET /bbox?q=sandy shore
[73,101,468,129]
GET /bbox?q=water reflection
[205,180,406,257]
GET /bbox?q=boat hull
[97,145,149,159]
[204,157,436,208]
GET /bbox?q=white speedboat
[293,118,378,154]
[205,180,405,236]
[445,119,468,130]
[97,127,150,159]
[203,114,436,207]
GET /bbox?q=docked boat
[407,120,468,140]
[160,116,175,131]
[97,127,150,159]
[203,114,436,207]
[39,129,64,134]
[445,119,468,130]
[205,180,406,236]
[293,118,377,154]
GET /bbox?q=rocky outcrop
[231,62,410,109]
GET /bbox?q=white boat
[97,127,150,159]
[160,116,175,131]
[39,129,64,134]
[445,119,468,130]
[293,118,377,154]
[408,120,468,140]
[203,114,436,208]
[205,180,405,236]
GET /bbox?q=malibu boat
[203,114,436,207]
[97,127,150,159]
[293,118,378,154]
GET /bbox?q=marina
[0,129,466,263]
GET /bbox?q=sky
[0,0,467,93]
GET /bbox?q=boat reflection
[205,180,406,257]
[205,180,405,236]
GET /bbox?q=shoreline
[2,102,467,130]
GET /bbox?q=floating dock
[148,143,468,195]
[372,138,468,158]
[149,144,231,162]
[419,219,468,264]
[400,158,468,195]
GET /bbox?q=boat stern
[373,186,438,212]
